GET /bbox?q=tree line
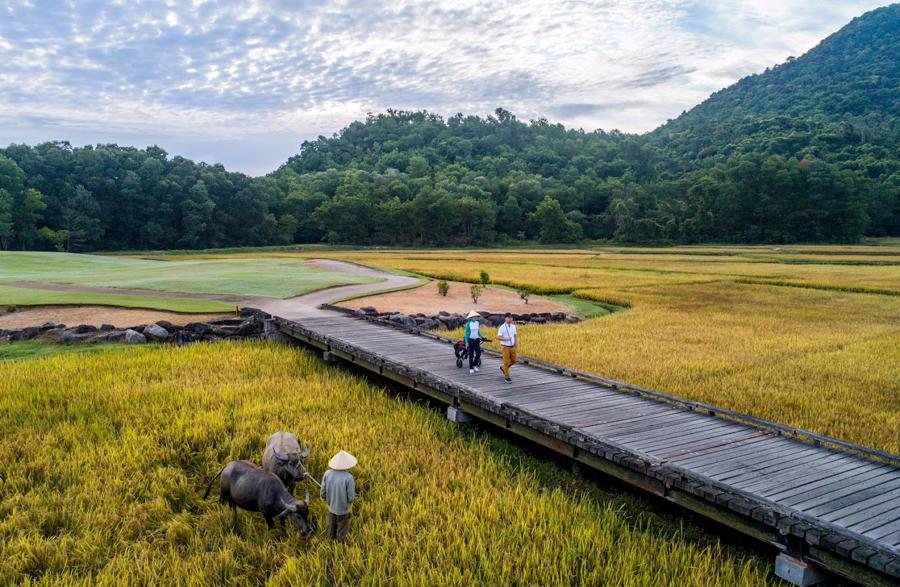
[3,108,897,251]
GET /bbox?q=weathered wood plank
[821,486,900,523]
[723,451,862,489]
[581,410,701,436]
[776,470,900,510]
[638,427,766,455]
[665,434,781,463]
[692,442,827,477]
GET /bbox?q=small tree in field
[479,271,491,286]
[470,284,484,304]
[437,280,449,297]
[518,287,533,305]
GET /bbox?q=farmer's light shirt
[464,320,483,344]
[321,469,356,515]
[498,323,517,347]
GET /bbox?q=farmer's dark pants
[327,511,350,541]
[468,339,482,370]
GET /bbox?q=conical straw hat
[328,450,358,470]
[466,310,481,319]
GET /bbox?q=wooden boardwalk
[272,311,900,585]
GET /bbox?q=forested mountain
[1,4,898,251]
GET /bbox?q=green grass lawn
[549,294,623,318]
[0,285,235,313]
[0,341,130,362]
[0,252,381,298]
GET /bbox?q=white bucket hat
[328,450,358,471]
[466,310,481,319]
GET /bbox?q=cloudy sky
[0,0,889,175]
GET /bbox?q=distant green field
[0,285,234,313]
[0,252,380,298]
[0,340,129,362]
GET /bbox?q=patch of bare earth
[0,306,230,329]
[337,280,569,315]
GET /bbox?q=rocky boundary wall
[0,308,268,346]
[325,304,579,330]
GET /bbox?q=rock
[438,315,461,329]
[58,330,97,344]
[422,319,441,330]
[40,321,62,330]
[125,329,147,344]
[550,312,566,321]
[73,324,98,334]
[487,314,504,326]
[155,320,175,331]
[211,325,240,337]
[530,317,547,324]
[209,318,244,326]
[235,321,261,336]
[143,323,170,341]
[354,309,369,317]
[565,316,581,323]
[387,314,417,328]
[99,323,115,331]
[173,330,200,344]
[240,307,261,319]
[9,327,41,341]
[97,329,127,342]
[360,306,378,315]
[185,322,213,335]
[438,310,450,317]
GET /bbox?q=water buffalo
[262,431,310,494]
[205,460,313,533]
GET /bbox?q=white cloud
[0,0,890,174]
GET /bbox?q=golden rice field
[0,342,777,585]
[319,246,900,454]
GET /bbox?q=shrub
[470,284,484,303]
[479,271,490,286]
[518,287,532,305]
[436,280,449,297]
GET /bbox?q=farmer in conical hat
[320,450,357,541]
[463,310,483,375]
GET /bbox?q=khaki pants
[502,345,517,378]
[327,511,350,541]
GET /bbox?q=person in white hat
[463,310,483,374]
[320,450,357,541]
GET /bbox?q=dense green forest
[1,4,898,251]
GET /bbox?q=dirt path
[337,280,568,315]
[0,306,229,329]
[246,260,421,320]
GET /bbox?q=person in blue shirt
[463,310,483,374]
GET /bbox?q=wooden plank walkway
[272,312,900,584]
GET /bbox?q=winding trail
[245,259,421,319]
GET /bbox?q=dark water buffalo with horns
[204,460,313,533]
[262,431,310,494]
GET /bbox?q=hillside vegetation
[1,6,898,250]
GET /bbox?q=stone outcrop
[1,314,266,347]
[345,306,578,329]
